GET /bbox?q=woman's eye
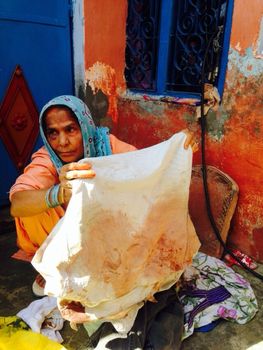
[67,126,77,133]
[47,130,57,138]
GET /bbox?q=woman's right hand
[58,162,95,205]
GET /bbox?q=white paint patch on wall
[255,17,263,58]
[72,0,85,95]
[228,47,263,77]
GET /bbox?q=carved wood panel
[0,65,39,171]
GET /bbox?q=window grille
[125,0,233,96]
[125,1,161,91]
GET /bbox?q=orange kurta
[9,134,136,255]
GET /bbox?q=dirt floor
[0,205,262,350]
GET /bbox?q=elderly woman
[10,96,136,253]
[10,95,197,252]
[9,95,139,292]
[10,94,197,349]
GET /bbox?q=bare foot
[35,273,46,288]
[32,273,46,296]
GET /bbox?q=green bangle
[45,185,62,208]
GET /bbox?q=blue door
[0,0,74,205]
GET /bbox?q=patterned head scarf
[39,95,112,172]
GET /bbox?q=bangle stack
[45,184,63,208]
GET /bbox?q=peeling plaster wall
[219,0,263,260]
[83,0,263,261]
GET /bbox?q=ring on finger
[64,182,72,189]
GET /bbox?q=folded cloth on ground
[179,252,258,339]
[17,296,65,343]
[32,132,200,332]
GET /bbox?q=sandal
[224,249,258,270]
[32,274,46,297]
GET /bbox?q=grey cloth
[87,287,184,350]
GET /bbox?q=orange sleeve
[109,134,137,154]
[9,147,58,201]
[10,136,136,200]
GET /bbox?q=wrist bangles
[45,184,63,208]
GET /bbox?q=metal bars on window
[125,0,230,95]
[125,0,161,91]
[167,0,228,93]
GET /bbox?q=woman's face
[44,107,84,163]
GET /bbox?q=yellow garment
[14,208,64,255]
[0,316,67,350]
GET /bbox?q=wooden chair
[189,165,239,258]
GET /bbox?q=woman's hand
[182,129,199,153]
[58,162,95,205]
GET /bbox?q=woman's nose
[58,132,69,146]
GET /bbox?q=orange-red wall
[84,0,263,261]
[84,0,127,90]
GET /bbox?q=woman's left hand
[183,129,199,153]
[59,162,96,205]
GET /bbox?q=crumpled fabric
[0,316,67,350]
[179,252,258,339]
[32,132,200,333]
[17,296,65,343]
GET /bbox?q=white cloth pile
[32,132,200,333]
[17,296,64,343]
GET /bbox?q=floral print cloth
[179,252,258,339]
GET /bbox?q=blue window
[125,0,234,98]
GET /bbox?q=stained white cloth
[17,296,65,343]
[32,132,200,332]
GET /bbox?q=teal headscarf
[39,95,112,173]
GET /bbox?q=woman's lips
[59,152,74,157]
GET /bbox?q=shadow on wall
[79,82,113,130]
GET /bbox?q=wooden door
[0,0,74,205]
